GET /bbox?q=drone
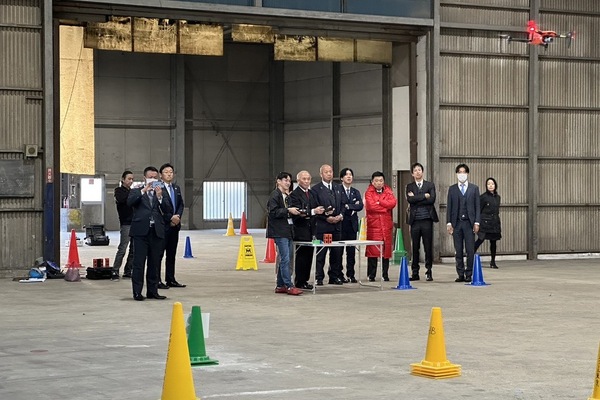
[500,20,575,48]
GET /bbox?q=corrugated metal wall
[283,61,383,191]
[438,0,600,257]
[0,0,44,276]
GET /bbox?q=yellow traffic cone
[160,302,200,400]
[224,213,235,236]
[589,342,600,400]
[410,307,461,379]
[358,217,367,240]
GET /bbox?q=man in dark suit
[127,166,173,301]
[406,162,439,282]
[158,163,186,289]
[289,170,325,290]
[339,167,363,283]
[446,163,480,283]
[310,164,345,285]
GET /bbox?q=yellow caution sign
[236,235,258,270]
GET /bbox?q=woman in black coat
[474,177,502,268]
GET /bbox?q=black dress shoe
[316,280,324,286]
[465,277,472,283]
[147,293,167,300]
[425,273,433,282]
[349,277,358,283]
[368,277,376,282]
[409,275,420,281]
[167,281,186,288]
[122,273,132,279]
[157,282,170,290]
[133,293,145,301]
[383,276,390,282]
[455,277,465,282]
[328,278,343,285]
[299,283,314,290]
[341,277,350,283]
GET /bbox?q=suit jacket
[340,186,363,232]
[446,182,480,228]
[163,182,184,232]
[289,186,313,241]
[127,187,173,239]
[310,181,343,234]
[406,180,439,225]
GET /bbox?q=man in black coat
[289,170,325,290]
[158,163,186,289]
[339,167,363,283]
[111,170,134,280]
[406,163,439,281]
[310,164,345,285]
[127,166,173,301]
[446,163,480,283]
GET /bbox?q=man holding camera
[289,170,325,290]
[127,166,172,301]
[311,164,345,285]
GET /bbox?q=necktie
[148,189,154,205]
[417,182,422,189]
[460,184,465,195]
[169,184,176,208]
[305,190,309,200]
[327,183,331,191]
[346,188,350,198]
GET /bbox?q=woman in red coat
[365,171,397,281]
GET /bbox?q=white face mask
[457,173,468,183]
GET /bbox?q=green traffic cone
[392,228,407,264]
[188,306,219,366]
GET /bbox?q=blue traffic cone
[183,236,194,259]
[467,253,489,286]
[394,256,416,290]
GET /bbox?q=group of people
[266,164,397,296]
[407,162,502,284]
[267,162,502,295]
[112,164,187,301]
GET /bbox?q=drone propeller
[567,31,575,48]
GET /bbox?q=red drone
[501,20,575,48]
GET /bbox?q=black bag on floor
[86,267,112,280]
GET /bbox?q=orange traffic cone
[261,238,276,263]
[160,302,200,400]
[410,307,461,379]
[239,211,249,235]
[66,229,81,268]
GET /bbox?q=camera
[298,208,309,216]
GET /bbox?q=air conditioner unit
[24,144,38,157]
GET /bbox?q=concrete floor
[1,229,599,400]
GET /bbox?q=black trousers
[340,225,358,278]
[294,245,314,286]
[410,218,433,276]
[453,220,475,279]
[131,227,165,296]
[475,238,497,263]
[159,227,180,283]
[315,231,342,281]
[367,257,390,279]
